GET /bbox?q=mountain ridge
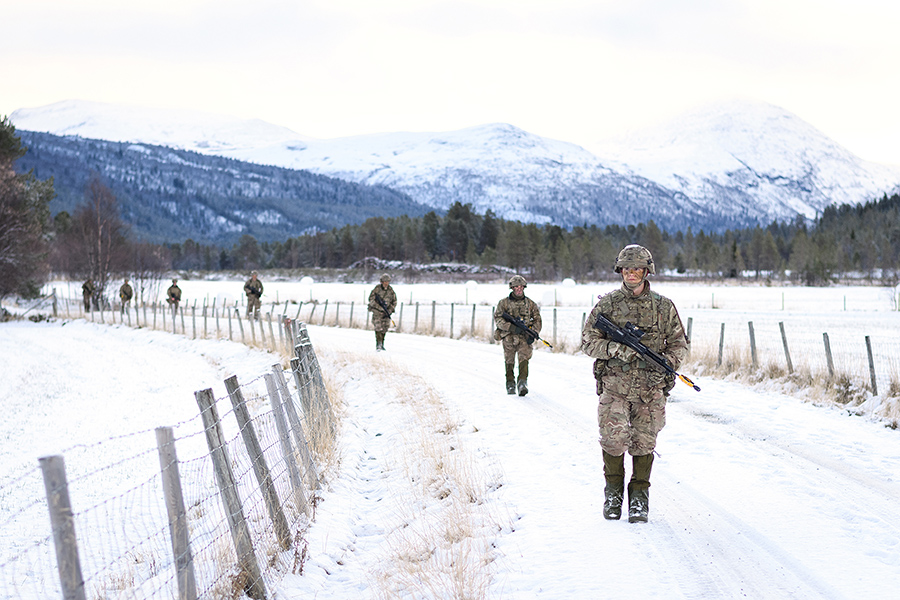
[12,99,900,237]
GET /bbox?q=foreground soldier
[244,270,263,320]
[493,275,542,396]
[581,245,689,523]
[368,274,396,351]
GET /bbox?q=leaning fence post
[224,376,293,551]
[823,333,834,378]
[155,427,198,600]
[779,321,793,374]
[268,313,277,352]
[194,388,267,600]
[264,373,309,516]
[235,305,245,343]
[39,454,86,600]
[748,321,758,369]
[865,336,878,396]
[277,364,321,490]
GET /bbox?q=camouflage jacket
[167,285,182,303]
[82,281,94,296]
[368,284,397,316]
[494,293,542,340]
[119,283,133,302]
[244,278,263,298]
[581,281,688,398]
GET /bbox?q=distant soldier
[493,275,542,396]
[119,278,133,313]
[581,244,689,523]
[367,273,396,351]
[244,270,263,320]
[82,279,95,312]
[166,279,182,315]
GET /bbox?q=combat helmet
[508,275,528,288]
[614,244,655,274]
[380,273,392,283]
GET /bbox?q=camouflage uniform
[119,280,133,312]
[581,245,689,523]
[368,275,396,351]
[82,279,95,312]
[244,273,263,319]
[167,281,182,314]
[493,275,542,396]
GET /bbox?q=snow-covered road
[293,325,900,599]
[3,318,899,599]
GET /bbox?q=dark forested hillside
[14,130,431,244]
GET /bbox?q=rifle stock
[593,313,700,392]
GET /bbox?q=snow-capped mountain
[588,100,900,224]
[12,99,900,232]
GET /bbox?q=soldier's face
[512,285,525,296]
[622,267,646,285]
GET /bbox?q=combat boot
[628,453,654,523]
[505,364,516,394]
[517,360,529,396]
[375,332,385,351]
[602,451,625,520]
[628,489,649,523]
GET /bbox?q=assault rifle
[501,312,552,348]
[373,294,397,327]
[594,313,700,391]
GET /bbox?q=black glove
[526,335,535,345]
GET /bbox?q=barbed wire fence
[0,317,335,600]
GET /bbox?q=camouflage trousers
[501,334,533,365]
[371,313,391,333]
[246,295,261,317]
[597,389,667,456]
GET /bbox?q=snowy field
[3,280,900,599]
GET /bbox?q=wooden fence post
[349,301,355,328]
[264,373,309,516]
[398,302,404,332]
[823,333,834,378]
[194,388,267,600]
[865,336,878,395]
[717,323,725,367]
[277,364,320,490]
[748,321,758,369]
[450,303,455,338]
[236,305,245,343]
[431,300,436,333]
[414,302,419,332]
[470,303,476,337]
[224,376,293,551]
[39,455,86,600]
[155,427,198,600]
[779,321,793,374]
[268,313,277,352]
[553,308,558,348]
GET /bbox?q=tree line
[166,198,900,286]
[3,115,900,306]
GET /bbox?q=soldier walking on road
[119,278,133,313]
[581,245,689,523]
[244,270,263,320]
[367,273,396,351]
[493,275,542,396]
[166,279,182,316]
[82,279,95,312]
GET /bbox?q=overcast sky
[3,0,899,164]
